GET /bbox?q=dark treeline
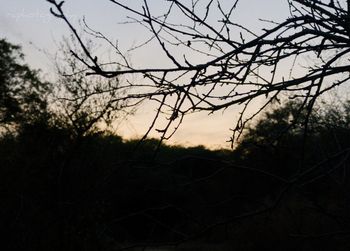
[2,38,350,250]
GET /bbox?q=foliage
[235,99,350,177]
[0,36,132,139]
[0,39,52,132]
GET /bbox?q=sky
[0,0,290,149]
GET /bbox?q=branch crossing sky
[0,0,289,148]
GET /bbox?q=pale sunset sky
[0,0,291,149]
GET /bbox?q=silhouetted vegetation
[2,38,350,251]
[0,39,52,134]
[48,0,350,147]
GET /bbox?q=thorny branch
[47,0,350,146]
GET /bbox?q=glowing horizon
[0,0,290,149]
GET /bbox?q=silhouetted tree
[53,38,134,137]
[0,39,52,133]
[235,99,350,176]
[47,0,350,145]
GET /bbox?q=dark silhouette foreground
[2,38,350,251]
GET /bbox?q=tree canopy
[0,39,51,132]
